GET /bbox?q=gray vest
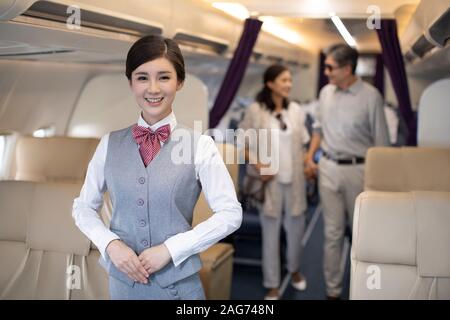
[99,124,202,288]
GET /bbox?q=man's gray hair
[325,43,359,74]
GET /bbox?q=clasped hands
[106,239,172,284]
[303,157,318,181]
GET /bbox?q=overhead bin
[173,30,229,55]
[401,0,450,63]
[0,0,309,66]
[23,0,163,36]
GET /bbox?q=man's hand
[138,244,172,275]
[255,162,274,182]
[303,158,319,181]
[106,239,149,284]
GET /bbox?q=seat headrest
[415,191,450,277]
[352,191,416,266]
[353,191,450,277]
[0,180,33,241]
[15,136,99,182]
[26,182,91,256]
[365,147,450,192]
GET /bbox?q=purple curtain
[373,54,384,97]
[376,19,417,146]
[209,18,263,128]
[317,51,328,98]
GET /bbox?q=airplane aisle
[231,202,352,300]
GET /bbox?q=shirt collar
[137,111,177,132]
[335,77,363,95]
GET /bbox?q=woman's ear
[266,81,274,91]
[176,81,184,91]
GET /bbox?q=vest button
[139,219,146,227]
[137,199,144,206]
[169,288,178,295]
[138,177,146,184]
[141,239,148,247]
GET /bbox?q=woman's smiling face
[129,57,183,125]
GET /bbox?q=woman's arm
[163,135,243,267]
[72,134,119,257]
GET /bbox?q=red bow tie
[132,124,171,166]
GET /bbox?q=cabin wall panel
[0,60,114,135]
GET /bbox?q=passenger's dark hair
[256,64,289,112]
[325,43,359,74]
[125,34,185,83]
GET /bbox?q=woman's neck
[272,94,283,113]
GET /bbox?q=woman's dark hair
[256,64,289,112]
[125,34,185,83]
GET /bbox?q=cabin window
[32,126,56,138]
[0,135,5,169]
[0,133,18,180]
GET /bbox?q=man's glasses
[324,63,344,72]
[275,113,287,131]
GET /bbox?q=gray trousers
[109,272,205,300]
[260,183,306,288]
[318,156,364,297]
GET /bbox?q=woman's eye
[160,76,170,81]
[137,76,147,81]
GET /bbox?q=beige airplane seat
[15,136,99,183]
[364,147,450,192]
[0,180,109,299]
[350,191,450,299]
[9,136,109,299]
[192,143,239,300]
[350,146,450,299]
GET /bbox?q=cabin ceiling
[203,0,420,52]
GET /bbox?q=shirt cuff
[164,232,199,267]
[94,228,121,260]
[312,127,323,136]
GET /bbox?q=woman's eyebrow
[134,71,172,75]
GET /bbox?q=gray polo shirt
[313,78,390,159]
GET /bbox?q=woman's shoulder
[247,101,263,112]
[288,101,307,119]
[109,124,135,137]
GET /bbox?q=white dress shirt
[72,111,242,267]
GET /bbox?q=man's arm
[304,133,321,179]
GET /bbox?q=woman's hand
[106,239,149,284]
[138,244,172,275]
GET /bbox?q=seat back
[364,147,450,192]
[13,136,110,247]
[350,191,450,300]
[418,78,450,148]
[15,136,99,182]
[192,143,239,226]
[0,180,109,300]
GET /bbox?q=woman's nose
[147,81,160,93]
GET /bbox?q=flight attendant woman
[72,35,242,300]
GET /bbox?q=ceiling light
[260,16,302,45]
[329,12,356,47]
[212,2,249,21]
